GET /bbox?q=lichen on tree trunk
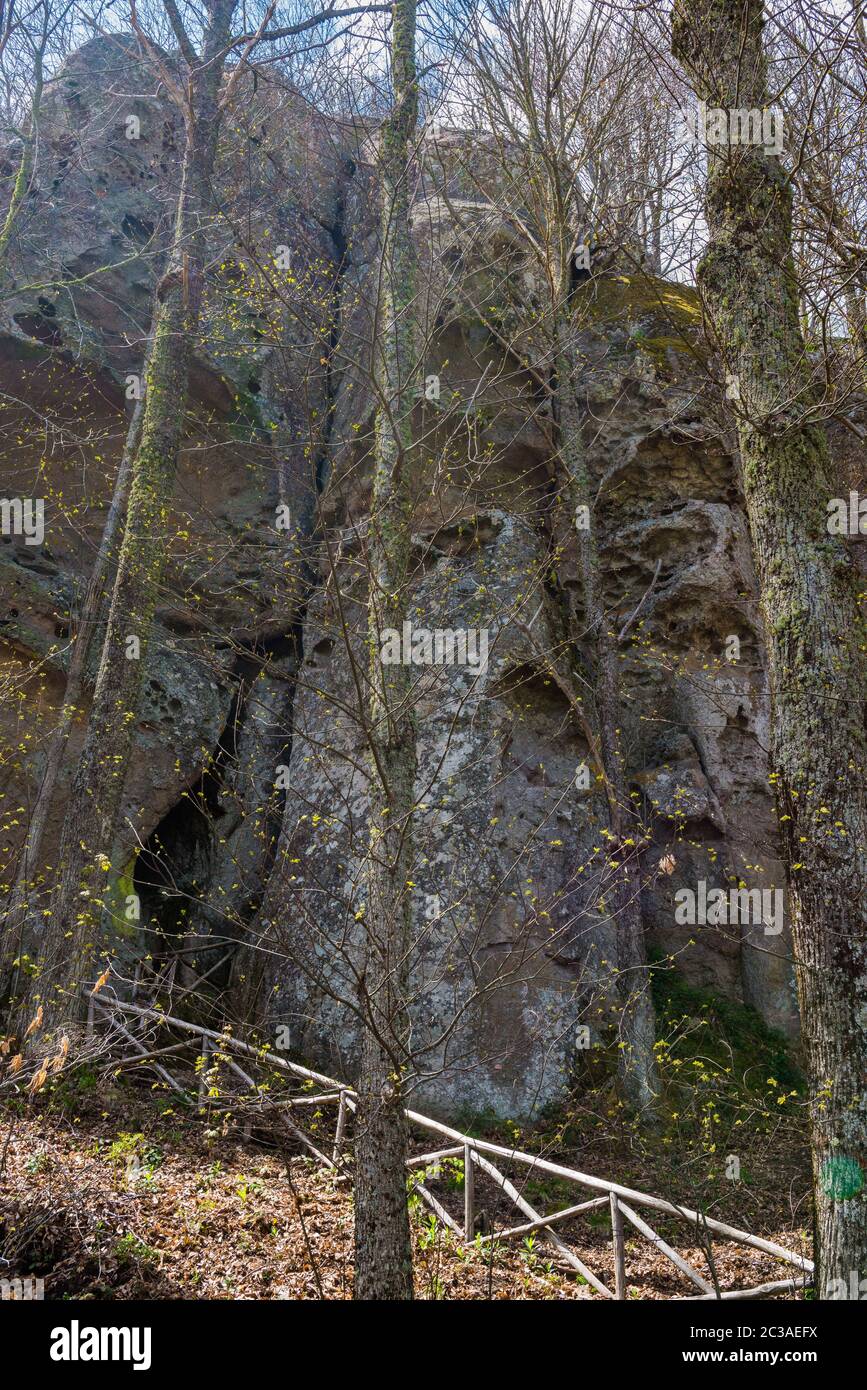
[40,1,237,1021]
[0,48,43,272]
[353,0,419,1302]
[673,0,867,1295]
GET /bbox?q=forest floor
[0,1072,814,1301]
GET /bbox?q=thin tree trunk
[843,284,867,372]
[1,397,143,992]
[553,310,659,1116]
[40,2,237,1020]
[650,195,662,276]
[0,47,42,271]
[673,0,867,1297]
[353,0,418,1303]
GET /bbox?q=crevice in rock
[130,156,359,1019]
[133,631,298,1007]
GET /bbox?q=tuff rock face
[0,35,813,1116]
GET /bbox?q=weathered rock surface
[0,36,826,1116]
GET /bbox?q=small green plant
[51,1065,99,1112]
[417,1211,440,1251]
[114,1232,158,1265]
[235,1177,261,1203]
[440,1156,464,1190]
[106,1131,163,1183]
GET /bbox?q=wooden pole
[414,1182,463,1236]
[333,1089,348,1164]
[95,1000,814,1284]
[96,1039,196,1072]
[224,1054,336,1169]
[610,1192,627,1299]
[477,1196,608,1243]
[275,1092,343,1108]
[617,1198,714,1295]
[405,1146,464,1167]
[471,1149,613,1297]
[675,1277,811,1301]
[464,1144,475,1240]
[90,998,190,1097]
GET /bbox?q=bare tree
[34,2,391,1020]
[672,0,867,1298]
[353,0,419,1301]
[441,0,661,1112]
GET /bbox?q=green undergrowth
[446,966,807,1221]
[651,962,802,1093]
[12,962,807,1230]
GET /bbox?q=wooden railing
[91,995,814,1301]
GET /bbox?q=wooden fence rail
[92,994,814,1301]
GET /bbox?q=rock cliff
[0,35,813,1114]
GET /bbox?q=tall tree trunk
[673,0,867,1296]
[0,46,42,271]
[1,397,142,995]
[38,2,237,1021]
[553,305,659,1116]
[353,0,418,1303]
